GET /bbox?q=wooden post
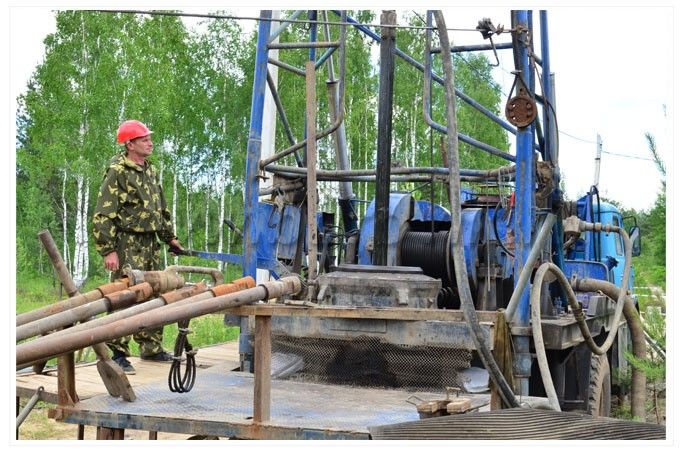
[57,352,78,406]
[253,315,272,423]
[96,426,125,440]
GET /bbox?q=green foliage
[17,10,516,286]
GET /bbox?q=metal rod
[267,10,304,43]
[305,61,318,286]
[268,41,339,49]
[267,57,305,77]
[315,46,337,70]
[24,284,209,345]
[334,11,520,137]
[540,10,556,164]
[266,69,302,166]
[16,282,123,327]
[17,277,301,368]
[18,297,111,342]
[16,387,44,430]
[259,12,347,169]
[373,10,397,267]
[431,42,514,53]
[38,230,79,296]
[264,163,515,178]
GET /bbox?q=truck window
[613,215,623,255]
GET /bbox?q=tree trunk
[73,174,85,288]
[204,188,210,252]
[217,183,226,271]
[159,147,167,268]
[62,167,70,273]
[185,177,193,250]
[172,168,178,266]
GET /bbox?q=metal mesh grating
[272,335,471,391]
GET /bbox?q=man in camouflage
[93,119,183,374]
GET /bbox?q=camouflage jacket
[93,152,175,256]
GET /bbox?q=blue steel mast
[512,10,536,396]
[240,10,272,372]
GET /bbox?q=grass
[16,267,243,364]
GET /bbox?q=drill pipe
[16,270,184,327]
[16,282,154,342]
[17,276,297,368]
[22,276,254,345]
[16,281,128,326]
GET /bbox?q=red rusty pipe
[18,276,255,347]
[16,276,287,368]
[16,281,128,327]
[16,283,154,342]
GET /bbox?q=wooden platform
[16,341,240,404]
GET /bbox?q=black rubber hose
[493,201,514,258]
[168,320,197,393]
[433,10,519,408]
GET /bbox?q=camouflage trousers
[107,231,165,358]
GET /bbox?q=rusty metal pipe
[165,265,224,286]
[16,281,128,327]
[16,282,154,342]
[20,277,253,347]
[22,283,209,345]
[17,276,299,368]
[15,268,183,327]
[38,230,79,297]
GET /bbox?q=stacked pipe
[16,270,185,342]
[17,276,302,368]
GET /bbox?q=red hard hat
[116,120,153,144]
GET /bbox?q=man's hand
[104,251,119,272]
[168,239,185,256]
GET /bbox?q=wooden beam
[253,316,272,423]
[224,304,498,323]
[57,353,78,406]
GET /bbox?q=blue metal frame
[511,10,536,396]
[243,10,273,280]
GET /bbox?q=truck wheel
[587,353,611,417]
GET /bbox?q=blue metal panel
[358,193,412,266]
[413,200,451,222]
[243,11,273,279]
[563,260,611,283]
[462,209,484,284]
[277,204,301,260]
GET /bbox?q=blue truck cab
[567,193,640,292]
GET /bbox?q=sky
[7,4,676,212]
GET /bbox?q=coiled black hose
[168,319,197,393]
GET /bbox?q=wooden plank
[253,316,272,423]
[225,304,499,323]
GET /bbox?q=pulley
[505,94,537,128]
